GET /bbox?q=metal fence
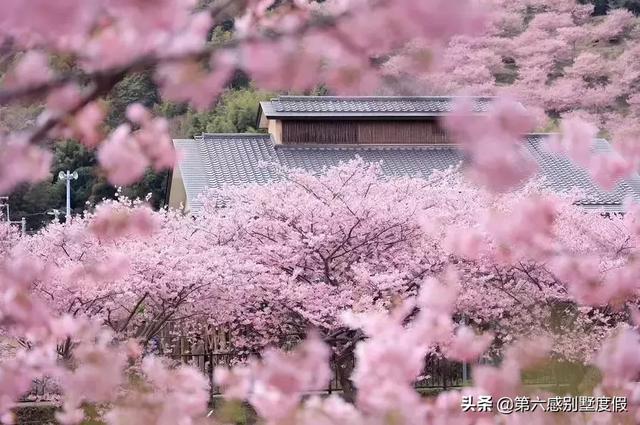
[17,352,573,405]
[18,378,58,402]
[168,352,467,402]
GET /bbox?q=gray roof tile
[197,134,278,188]
[274,144,463,177]
[259,96,491,121]
[173,139,210,211]
[174,134,640,213]
[526,136,640,206]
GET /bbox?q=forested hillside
[0,30,273,229]
[387,0,640,142]
[586,0,640,15]
[1,0,638,230]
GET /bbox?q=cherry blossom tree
[15,199,225,357]
[199,160,631,361]
[214,274,640,425]
[388,0,640,158]
[0,219,19,257]
[10,159,633,406]
[0,0,485,194]
[3,0,640,424]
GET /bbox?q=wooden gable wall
[279,119,448,144]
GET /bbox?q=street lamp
[58,170,78,223]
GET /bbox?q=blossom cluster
[0,160,636,423]
[0,0,486,194]
[1,0,640,424]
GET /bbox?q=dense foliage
[2,0,640,424]
[583,0,640,15]
[0,25,267,230]
[16,162,629,366]
[3,0,640,230]
[389,0,640,141]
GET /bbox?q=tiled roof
[274,144,463,177]
[173,139,211,212]
[258,96,492,124]
[173,134,640,213]
[195,134,278,187]
[526,137,640,208]
[272,96,491,113]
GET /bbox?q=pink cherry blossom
[589,153,636,191]
[484,195,559,262]
[502,336,552,370]
[0,0,97,48]
[125,103,152,124]
[0,137,52,194]
[550,117,638,191]
[89,204,159,241]
[2,51,52,90]
[549,117,597,167]
[131,119,176,171]
[97,125,148,186]
[445,326,494,362]
[216,334,330,423]
[214,365,252,400]
[69,102,106,148]
[45,84,82,115]
[472,362,521,398]
[443,230,487,259]
[418,276,460,315]
[296,395,364,425]
[593,9,636,41]
[155,58,234,111]
[443,97,537,192]
[59,332,127,405]
[81,25,144,72]
[595,328,640,387]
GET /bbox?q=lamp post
[58,170,78,223]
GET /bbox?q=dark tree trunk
[335,350,357,403]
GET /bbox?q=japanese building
[168,96,640,213]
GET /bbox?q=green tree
[171,87,275,137]
[610,0,640,14]
[7,181,64,230]
[7,141,99,229]
[580,0,640,14]
[121,170,169,210]
[5,140,168,230]
[106,72,160,128]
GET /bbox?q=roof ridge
[274,143,458,150]
[525,133,612,144]
[201,133,271,139]
[274,95,495,101]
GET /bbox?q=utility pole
[58,170,78,223]
[0,197,27,234]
